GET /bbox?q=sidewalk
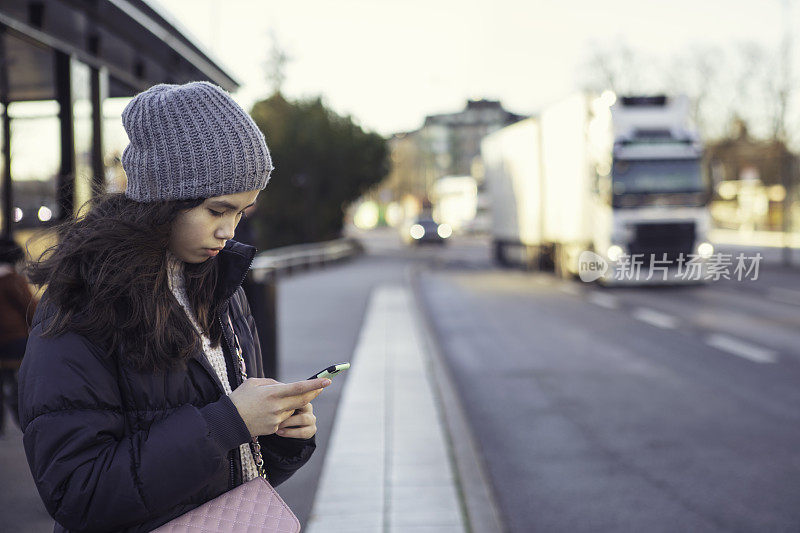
[305,285,466,532]
[0,279,502,532]
[0,411,53,531]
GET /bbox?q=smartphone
[308,362,350,380]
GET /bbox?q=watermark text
[579,252,762,282]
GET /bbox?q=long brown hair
[26,193,223,371]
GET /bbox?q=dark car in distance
[402,217,452,245]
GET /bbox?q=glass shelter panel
[9,100,59,230]
[72,58,92,213]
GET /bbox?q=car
[403,218,452,245]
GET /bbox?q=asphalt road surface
[388,229,800,533]
[294,226,800,532]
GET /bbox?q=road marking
[767,288,800,307]
[588,292,618,309]
[632,307,678,329]
[705,334,778,364]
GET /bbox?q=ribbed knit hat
[121,81,273,202]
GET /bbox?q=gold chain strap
[227,315,267,479]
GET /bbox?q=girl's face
[169,189,260,263]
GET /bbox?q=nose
[215,219,236,241]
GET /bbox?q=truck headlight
[697,242,714,259]
[607,245,624,262]
[437,224,452,239]
[410,224,424,240]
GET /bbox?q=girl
[18,82,330,532]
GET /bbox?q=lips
[205,248,222,257]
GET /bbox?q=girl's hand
[229,377,329,437]
[276,403,317,439]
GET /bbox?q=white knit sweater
[166,253,259,482]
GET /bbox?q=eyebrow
[207,200,257,211]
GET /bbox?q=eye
[208,209,224,217]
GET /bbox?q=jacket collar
[216,240,256,303]
[31,240,257,328]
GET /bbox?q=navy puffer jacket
[18,241,314,532]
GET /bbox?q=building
[0,0,238,239]
[705,120,798,232]
[422,99,525,180]
[383,99,525,212]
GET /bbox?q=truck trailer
[482,92,712,284]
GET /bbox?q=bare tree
[773,0,793,142]
[666,45,723,138]
[264,30,291,95]
[582,39,794,144]
[580,40,642,95]
[725,41,792,143]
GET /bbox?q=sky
[152,0,794,137]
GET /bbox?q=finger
[294,403,312,413]
[288,403,312,416]
[278,388,324,412]
[303,389,323,404]
[245,377,276,386]
[279,410,307,425]
[278,413,313,429]
[253,378,282,388]
[289,402,313,417]
[276,409,296,426]
[282,390,322,412]
[276,425,316,439]
[274,378,330,398]
[281,397,312,413]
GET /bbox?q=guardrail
[244,237,363,379]
[250,238,363,281]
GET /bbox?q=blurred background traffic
[2,1,800,531]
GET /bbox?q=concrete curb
[405,266,508,533]
[305,285,466,532]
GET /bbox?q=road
[287,226,800,532]
[379,228,800,533]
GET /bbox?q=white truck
[482,92,712,283]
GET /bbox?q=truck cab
[592,95,713,283]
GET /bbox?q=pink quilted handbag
[152,476,300,532]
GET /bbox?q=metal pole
[242,270,278,380]
[55,51,75,221]
[90,66,106,197]
[786,154,796,266]
[780,0,794,266]
[0,28,11,239]
[1,105,8,240]
[262,274,278,380]
[783,151,793,266]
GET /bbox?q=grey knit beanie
[121,81,273,202]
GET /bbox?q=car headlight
[437,224,452,239]
[410,224,425,240]
[697,242,714,259]
[607,245,624,262]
